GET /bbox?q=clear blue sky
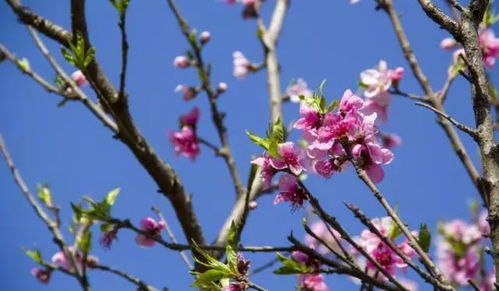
[0,0,497,290]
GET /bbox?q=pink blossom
[173,55,190,68]
[274,174,307,210]
[269,142,307,175]
[135,217,165,247]
[31,268,50,284]
[437,239,480,285]
[70,70,87,87]
[479,268,496,291]
[251,153,277,188]
[286,78,313,103]
[355,217,415,278]
[312,159,337,179]
[478,210,490,236]
[362,98,389,123]
[339,89,364,113]
[174,84,198,101]
[233,51,251,79]
[300,273,329,291]
[479,28,499,67]
[51,250,73,271]
[360,60,393,98]
[294,102,321,131]
[51,247,99,271]
[168,126,200,160]
[199,31,211,45]
[440,219,481,244]
[180,107,200,128]
[305,221,342,254]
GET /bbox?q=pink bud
[248,200,258,210]
[200,31,211,44]
[217,82,228,93]
[391,67,404,81]
[440,37,457,50]
[173,56,190,68]
[70,70,87,87]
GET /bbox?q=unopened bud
[199,31,211,45]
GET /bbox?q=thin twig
[345,203,452,290]
[152,207,193,270]
[165,0,245,198]
[117,7,129,100]
[0,133,89,290]
[249,257,279,276]
[94,264,156,291]
[415,102,478,139]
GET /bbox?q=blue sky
[0,0,498,290]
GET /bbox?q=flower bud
[199,31,211,45]
[217,82,228,93]
[173,56,190,68]
[70,70,88,87]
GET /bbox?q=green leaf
[226,222,239,271]
[37,183,53,207]
[83,47,95,67]
[358,81,369,89]
[61,47,75,66]
[388,221,403,240]
[100,223,113,232]
[105,188,120,207]
[246,130,270,150]
[417,224,431,253]
[191,269,229,287]
[327,99,340,113]
[317,79,327,96]
[110,0,130,15]
[269,119,285,144]
[61,33,95,69]
[25,249,43,264]
[273,253,310,275]
[16,57,31,72]
[78,231,92,254]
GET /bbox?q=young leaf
[317,79,327,96]
[37,183,53,207]
[191,269,229,288]
[25,249,43,264]
[16,58,31,72]
[417,224,431,253]
[273,253,310,275]
[78,231,92,254]
[388,221,403,240]
[105,188,120,207]
[246,130,269,150]
[327,99,340,113]
[226,222,239,271]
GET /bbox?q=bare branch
[94,264,156,291]
[415,101,478,139]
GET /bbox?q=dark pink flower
[168,126,200,160]
[479,28,499,67]
[251,153,277,188]
[269,142,307,175]
[300,273,329,291]
[382,133,402,149]
[100,229,117,250]
[135,217,165,247]
[180,107,200,128]
[31,268,50,284]
[274,174,307,210]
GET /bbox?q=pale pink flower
[360,60,393,98]
[174,84,198,101]
[51,251,73,271]
[300,273,329,291]
[305,221,342,254]
[339,89,364,113]
[398,278,418,291]
[274,174,307,210]
[269,142,307,176]
[479,268,496,291]
[135,217,165,247]
[168,126,200,160]
[233,51,251,79]
[51,247,98,271]
[180,107,200,128]
[173,55,190,68]
[362,98,389,123]
[286,78,313,103]
[199,31,211,44]
[440,219,482,244]
[71,70,87,87]
[31,268,50,284]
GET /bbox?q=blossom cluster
[31,247,99,284]
[441,27,499,68]
[436,211,494,289]
[168,107,201,160]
